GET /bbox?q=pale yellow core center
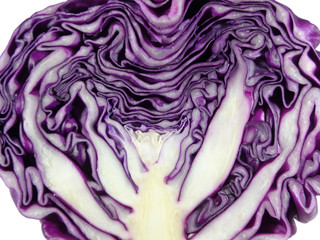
[127,164,186,240]
[129,129,171,169]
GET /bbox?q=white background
[0,0,319,239]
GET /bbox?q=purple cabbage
[1,0,320,239]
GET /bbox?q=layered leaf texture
[0,0,320,239]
